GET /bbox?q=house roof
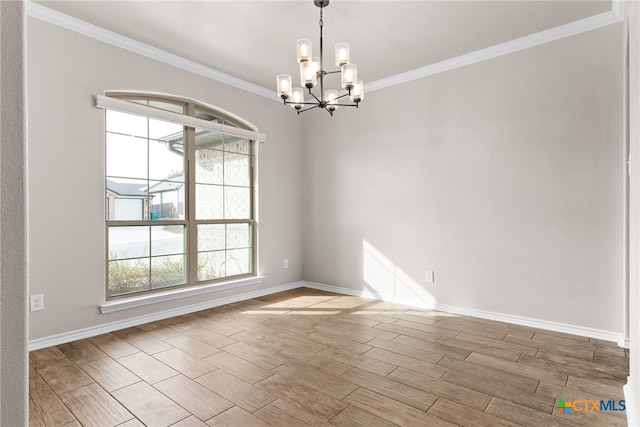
[149,180,184,193]
[106,179,147,197]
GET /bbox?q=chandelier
[276,0,364,116]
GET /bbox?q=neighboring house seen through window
[105,94,255,299]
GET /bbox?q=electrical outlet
[30,294,44,312]
[425,270,435,283]
[284,259,289,269]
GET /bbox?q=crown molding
[25,1,275,100]
[366,7,624,93]
[612,0,624,20]
[27,1,624,99]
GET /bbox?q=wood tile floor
[29,288,629,426]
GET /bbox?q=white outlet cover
[425,271,435,283]
[30,294,44,312]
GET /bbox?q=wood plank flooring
[29,288,629,426]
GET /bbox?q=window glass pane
[195,148,223,185]
[149,100,184,114]
[224,136,250,155]
[108,226,150,259]
[224,153,250,187]
[197,251,226,281]
[195,109,224,123]
[151,255,186,289]
[106,133,147,179]
[196,184,224,219]
[109,258,149,296]
[227,223,251,249]
[198,224,225,252]
[226,248,251,276]
[151,225,185,256]
[149,119,183,141]
[106,110,148,138]
[195,129,223,150]
[149,139,184,182]
[106,178,148,220]
[127,99,148,107]
[149,180,184,220]
[224,186,250,219]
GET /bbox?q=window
[104,94,256,299]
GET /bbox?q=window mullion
[186,102,198,285]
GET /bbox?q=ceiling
[34,1,613,91]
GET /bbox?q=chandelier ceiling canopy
[276,0,364,116]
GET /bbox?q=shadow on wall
[362,239,436,307]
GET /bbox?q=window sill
[99,276,264,314]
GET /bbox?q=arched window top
[98,92,265,142]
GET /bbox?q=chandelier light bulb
[335,42,350,67]
[291,88,304,110]
[300,61,318,88]
[277,74,292,99]
[350,79,364,102]
[311,57,321,74]
[341,63,357,90]
[325,89,338,112]
[297,39,312,63]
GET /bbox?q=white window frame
[97,93,263,303]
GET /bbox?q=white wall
[27,18,304,341]
[626,0,640,423]
[303,23,624,334]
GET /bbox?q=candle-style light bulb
[325,89,338,112]
[297,39,312,63]
[291,87,304,110]
[300,62,317,88]
[350,79,364,103]
[277,74,292,100]
[335,42,350,67]
[341,64,357,90]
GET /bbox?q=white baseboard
[28,281,303,351]
[624,378,639,427]
[302,281,625,344]
[29,279,625,351]
[619,337,631,349]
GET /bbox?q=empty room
[1,0,639,426]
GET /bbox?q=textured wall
[303,23,624,333]
[0,1,28,425]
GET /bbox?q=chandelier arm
[308,90,323,105]
[284,100,322,106]
[296,104,322,114]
